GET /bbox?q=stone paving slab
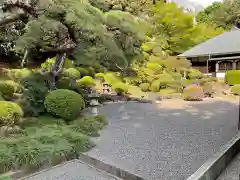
[19,160,122,180]
[217,153,240,180]
[86,100,239,180]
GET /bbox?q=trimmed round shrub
[44,89,85,121]
[62,68,80,79]
[0,80,18,98]
[183,84,204,101]
[76,76,95,88]
[150,80,161,92]
[86,67,95,77]
[76,67,89,77]
[95,73,105,81]
[188,69,203,79]
[56,77,72,89]
[231,85,240,95]
[112,82,128,95]
[225,70,240,85]
[0,101,23,126]
[8,68,32,82]
[139,83,150,92]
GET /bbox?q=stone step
[217,153,240,180]
[18,159,123,180]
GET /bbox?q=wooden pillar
[233,61,237,70]
[216,61,219,72]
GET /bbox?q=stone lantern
[88,88,101,115]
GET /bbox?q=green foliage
[225,70,240,85]
[76,76,95,88]
[8,69,32,83]
[20,72,49,116]
[56,77,72,89]
[76,67,89,77]
[188,69,203,79]
[95,73,105,82]
[196,2,223,25]
[69,115,108,137]
[0,80,17,99]
[112,82,128,95]
[86,67,95,77]
[139,83,150,92]
[41,57,74,72]
[183,85,204,101]
[231,85,240,96]
[104,72,120,85]
[0,101,23,126]
[62,68,80,80]
[150,80,161,92]
[44,89,85,121]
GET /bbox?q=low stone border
[79,154,145,180]
[186,132,240,180]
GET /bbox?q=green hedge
[231,85,240,95]
[77,67,89,77]
[225,70,240,85]
[62,68,80,79]
[44,89,85,121]
[0,101,23,126]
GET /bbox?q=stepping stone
[19,160,122,180]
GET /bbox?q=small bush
[188,69,203,79]
[0,80,17,99]
[69,115,108,137]
[231,85,240,95]
[104,72,119,85]
[44,89,85,121]
[76,67,89,77]
[0,101,23,126]
[225,70,240,85]
[62,68,80,79]
[112,82,128,95]
[183,84,204,101]
[76,76,95,88]
[95,73,105,81]
[202,82,214,97]
[150,80,161,92]
[56,77,72,89]
[139,83,150,92]
[0,93,4,100]
[8,68,32,82]
[86,67,95,77]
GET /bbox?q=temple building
[178,27,240,78]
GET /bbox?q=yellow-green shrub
[188,69,203,79]
[44,89,85,121]
[76,76,95,88]
[41,57,74,71]
[62,68,80,79]
[104,72,119,85]
[231,85,240,95]
[139,83,150,92]
[0,80,18,98]
[225,70,240,85]
[8,68,32,82]
[150,80,161,92]
[112,82,128,95]
[183,84,204,101]
[76,67,89,77]
[0,101,23,126]
[95,73,105,81]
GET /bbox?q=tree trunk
[21,49,29,68]
[49,52,67,90]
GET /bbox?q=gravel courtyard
[85,98,239,180]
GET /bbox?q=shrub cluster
[225,70,240,85]
[0,101,23,126]
[76,67,89,77]
[62,68,80,79]
[183,84,204,101]
[44,89,85,121]
[139,83,150,92]
[0,80,18,99]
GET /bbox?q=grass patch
[0,115,107,174]
[0,176,11,180]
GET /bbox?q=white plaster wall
[216,72,226,78]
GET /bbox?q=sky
[189,0,222,7]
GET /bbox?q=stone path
[85,99,239,180]
[20,160,122,180]
[217,153,240,180]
